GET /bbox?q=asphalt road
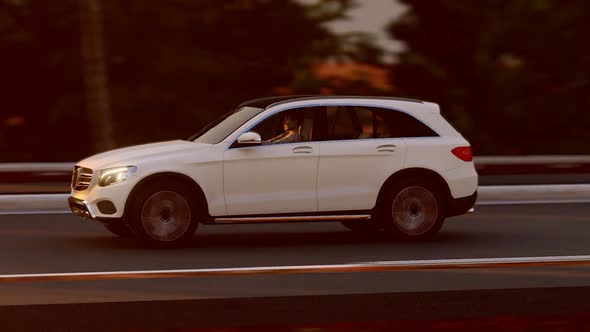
[0,203,589,307]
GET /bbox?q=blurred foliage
[0,0,384,161]
[389,0,590,154]
[2,0,590,161]
[0,0,83,161]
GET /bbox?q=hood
[77,140,210,170]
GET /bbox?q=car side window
[374,108,438,138]
[313,106,438,141]
[353,106,395,138]
[245,107,316,146]
[325,106,363,140]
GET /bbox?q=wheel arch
[123,172,210,220]
[375,167,452,213]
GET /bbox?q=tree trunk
[79,0,115,153]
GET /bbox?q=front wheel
[128,181,201,247]
[379,179,446,240]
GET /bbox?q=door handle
[376,144,396,152]
[292,146,313,154]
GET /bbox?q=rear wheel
[103,223,133,238]
[379,178,446,240]
[128,181,202,247]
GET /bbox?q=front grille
[72,166,93,191]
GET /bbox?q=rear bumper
[446,191,477,217]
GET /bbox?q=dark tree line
[0,0,380,161]
[389,0,590,154]
[1,0,590,161]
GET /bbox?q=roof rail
[266,95,424,109]
[237,95,315,109]
[239,95,425,109]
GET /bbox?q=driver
[263,111,303,144]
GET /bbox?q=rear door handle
[292,146,313,154]
[376,144,396,152]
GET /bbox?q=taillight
[452,146,472,162]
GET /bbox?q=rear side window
[326,106,362,140]
[314,106,438,141]
[372,107,438,138]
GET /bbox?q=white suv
[69,96,477,247]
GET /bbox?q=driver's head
[283,111,303,131]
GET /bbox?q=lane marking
[477,199,590,205]
[1,255,590,283]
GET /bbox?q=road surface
[0,203,589,305]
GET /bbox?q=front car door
[316,105,407,212]
[222,107,319,216]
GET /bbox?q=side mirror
[237,131,262,145]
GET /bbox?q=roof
[237,95,314,109]
[238,95,423,109]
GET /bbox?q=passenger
[264,112,303,144]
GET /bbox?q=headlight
[99,166,137,187]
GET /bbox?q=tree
[80,0,116,153]
[99,0,366,147]
[389,0,590,154]
[0,0,86,161]
[0,0,379,161]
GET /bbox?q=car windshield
[187,106,265,144]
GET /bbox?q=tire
[104,223,133,238]
[127,180,202,248]
[378,177,446,240]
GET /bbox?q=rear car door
[316,105,407,212]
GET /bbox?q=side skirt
[212,213,372,225]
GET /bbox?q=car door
[316,105,407,212]
[222,107,319,216]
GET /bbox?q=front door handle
[376,144,396,152]
[292,146,313,154]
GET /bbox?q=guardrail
[0,163,74,183]
[475,156,590,174]
[2,184,590,214]
[0,156,588,179]
[1,156,590,179]
[0,156,589,194]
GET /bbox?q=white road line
[477,199,590,205]
[1,255,590,283]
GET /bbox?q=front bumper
[69,197,124,224]
[68,197,96,220]
[70,168,137,219]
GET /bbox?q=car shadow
[62,228,481,251]
[195,229,481,248]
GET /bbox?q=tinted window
[232,107,318,147]
[250,111,285,141]
[375,107,438,138]
[313,106,437,141]
[326,106,362,140]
